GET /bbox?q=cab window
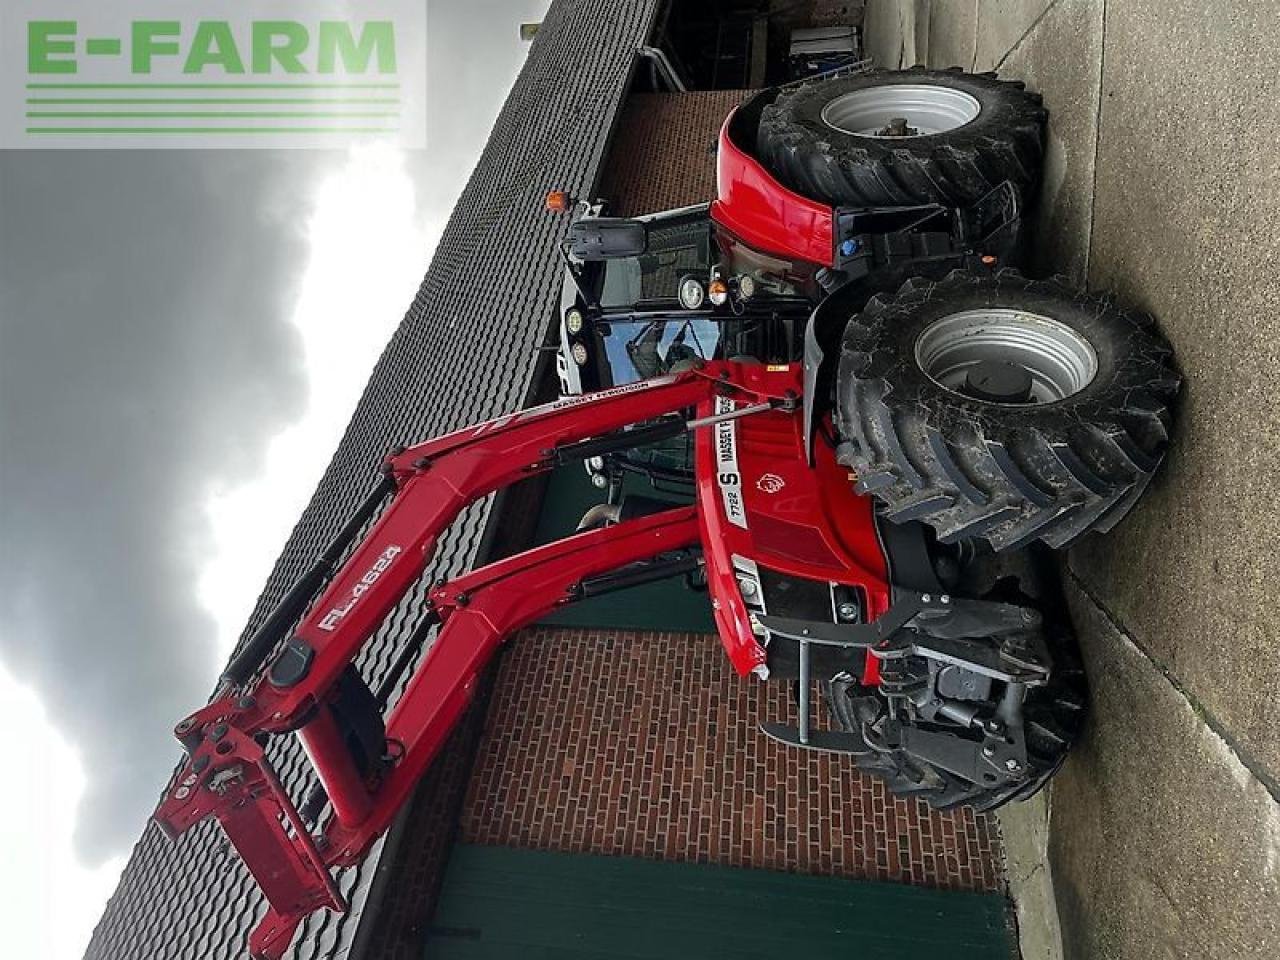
[598,214,714,309]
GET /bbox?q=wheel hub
[962,360,1034,403]
[877,116,920,137]
[821,84,982,138]
[914,308,1099,404]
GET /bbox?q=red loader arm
[153,364,792,958]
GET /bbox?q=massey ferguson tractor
[155,68,1179,958]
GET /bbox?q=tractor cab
[555,203,817,397]
[554,204,816,493]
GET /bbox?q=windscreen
[595,317,724,384]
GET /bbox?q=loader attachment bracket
[156,728,344,958]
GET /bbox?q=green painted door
[426,846,1013,959]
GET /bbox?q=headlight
[737,275,756,300]
[571,341,589,366]
[565,307,584,335]
[708,277,729,306]
[678,276,705,310]
[733,556,767,635]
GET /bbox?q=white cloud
[0,664,126,959]
[0,145,436,960]
[199,144,436,661]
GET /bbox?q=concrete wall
[864,3,1280,957]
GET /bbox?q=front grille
[759,568,866,681]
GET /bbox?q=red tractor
[155,69,1179,958]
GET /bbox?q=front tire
[756,67,1046,208]
[835,270,1180,551]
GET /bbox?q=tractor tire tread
[757,69,1046,207]
[835,269,1180,551]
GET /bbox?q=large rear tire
[835,270,1180,551]
[756,67,1045,208]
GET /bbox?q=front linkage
[761,591,1050,791]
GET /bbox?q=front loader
[156,66,1180,958]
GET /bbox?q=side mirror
[568,217,648,261]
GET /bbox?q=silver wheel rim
[914,308,1099,404]
[821,84,981,138]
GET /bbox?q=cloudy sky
[0,2,550,956]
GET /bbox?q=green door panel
[426,845,1014,960]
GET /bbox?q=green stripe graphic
[23,80,409,137]
[27,98,401,104]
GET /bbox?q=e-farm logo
[1,1,427,148]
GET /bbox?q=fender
[801,277,873,463]
[709,90,837,269]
